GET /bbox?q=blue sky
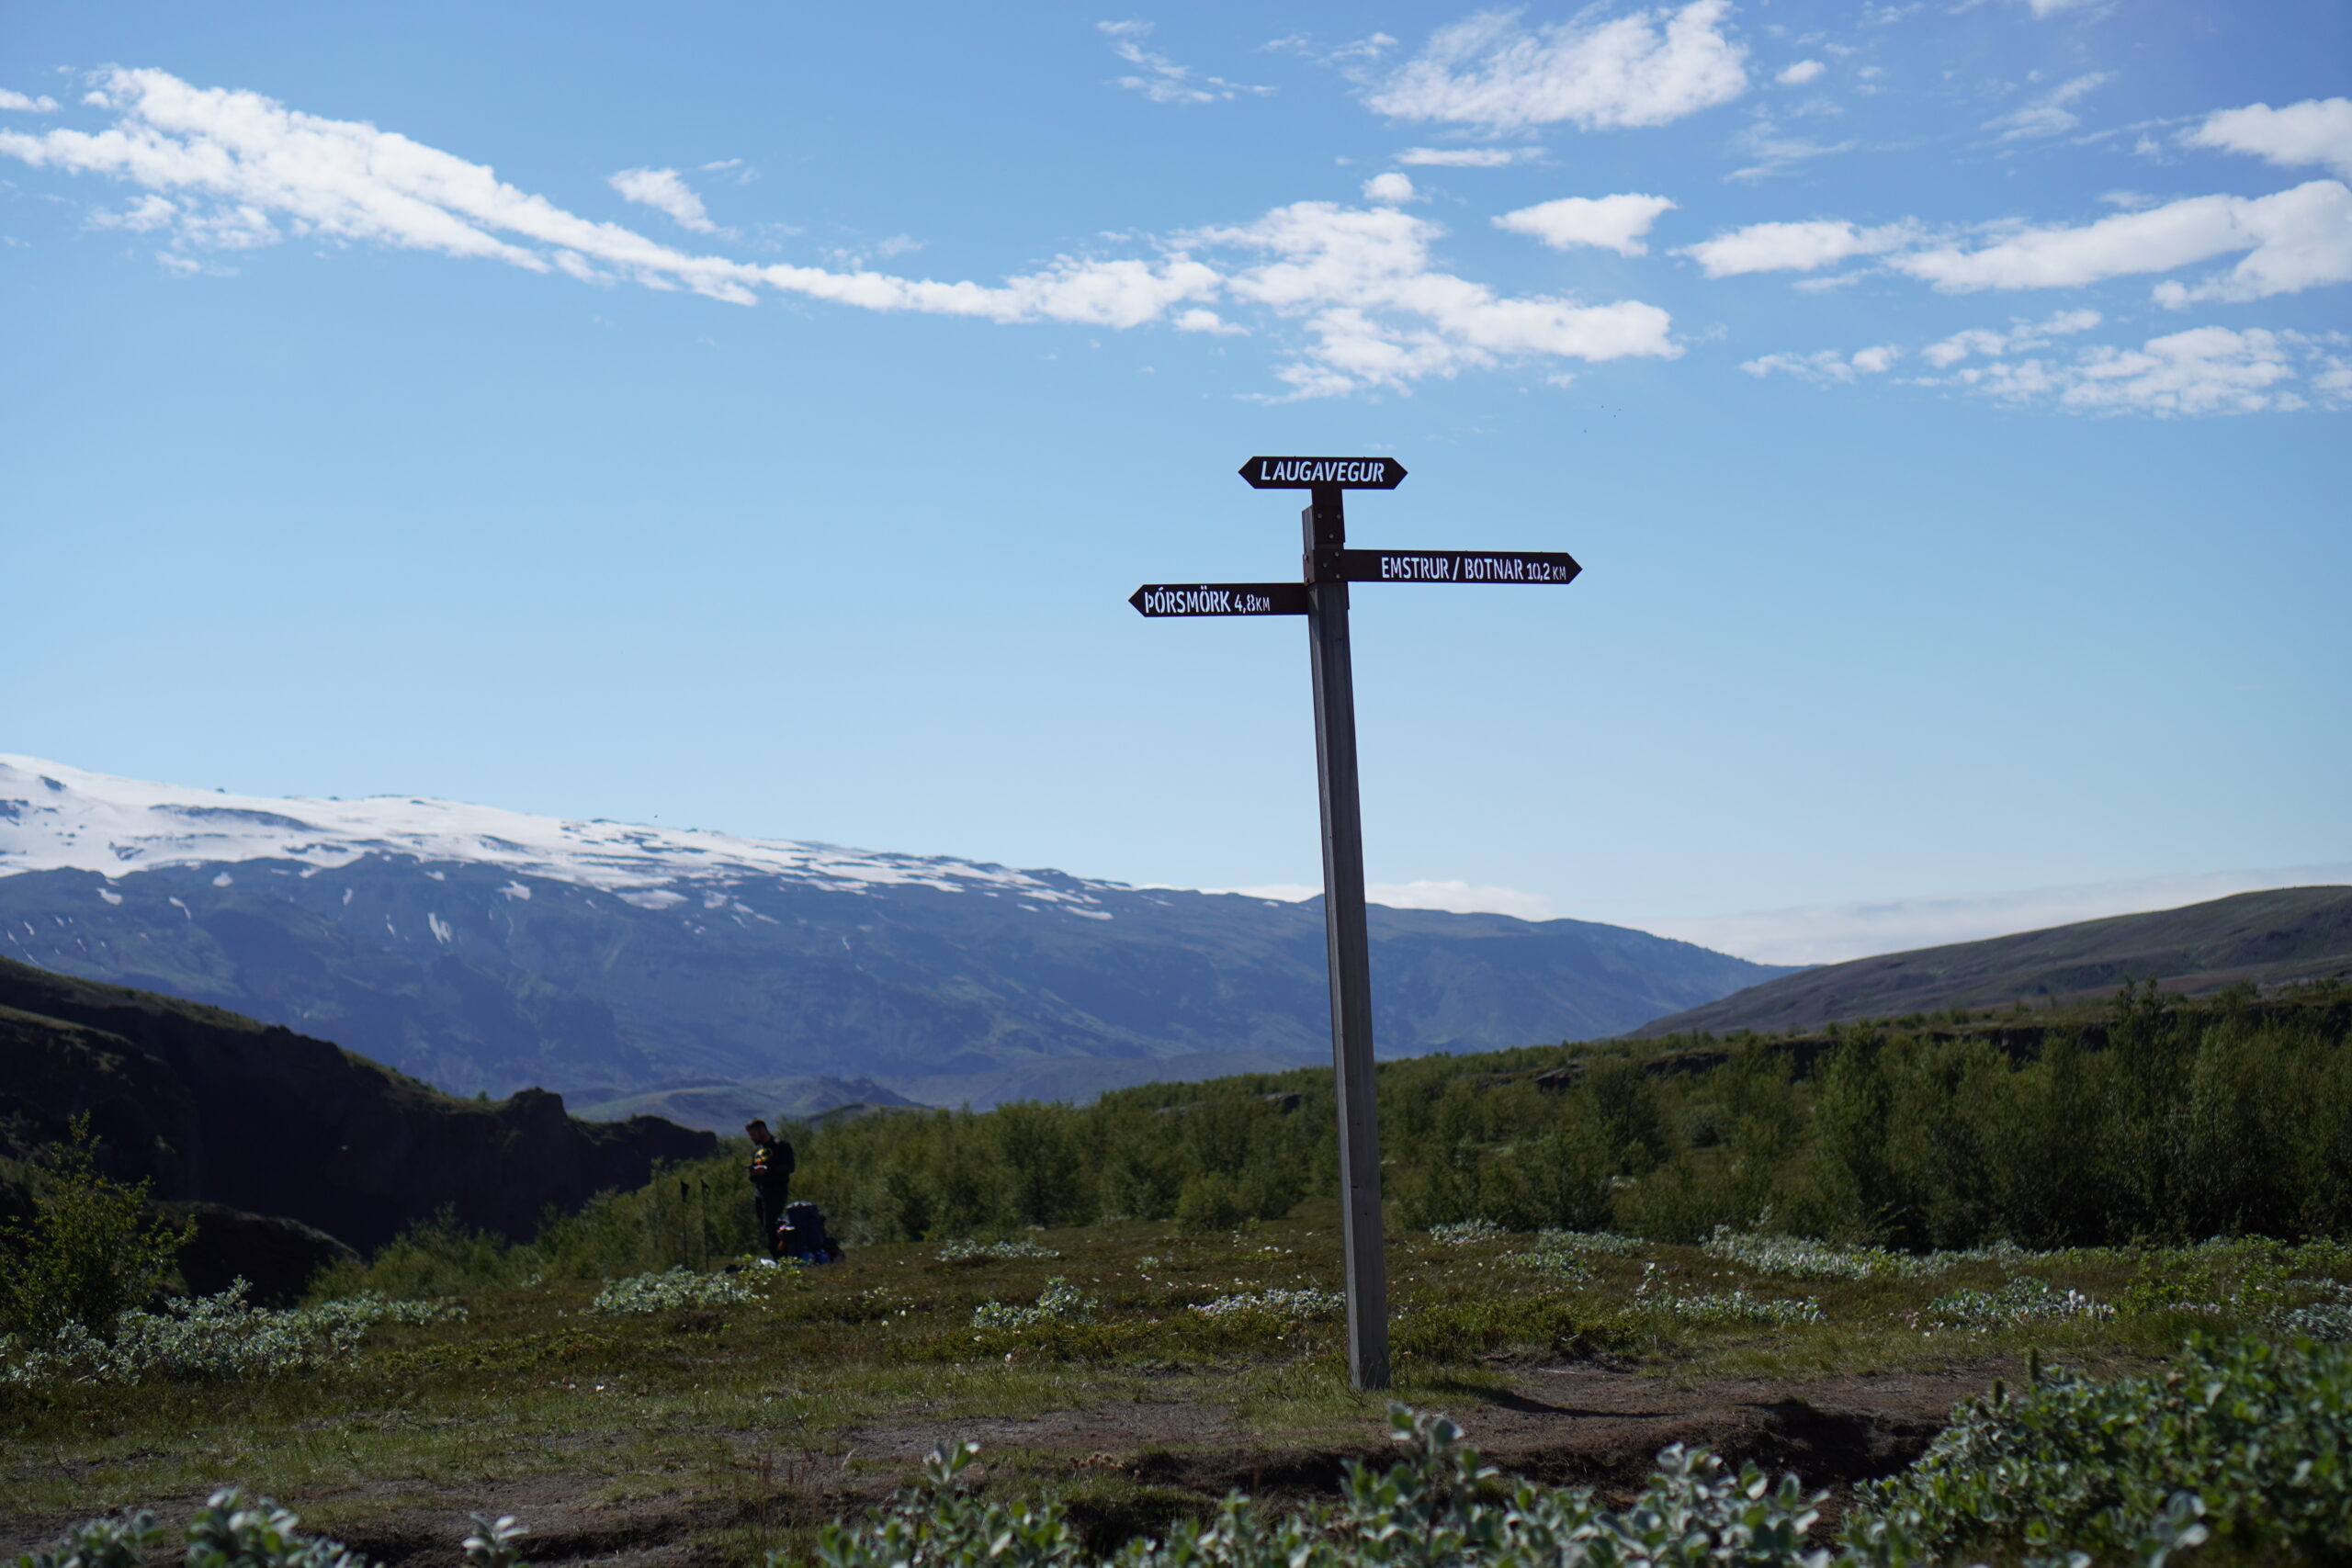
[3,0,2346,962]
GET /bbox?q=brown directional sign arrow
[1317,548,1581,585]
[1129,582,1311,616]
[1238,456,1407,491]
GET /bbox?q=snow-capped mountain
[0,754,1114,910]
[0,757,1792,1106]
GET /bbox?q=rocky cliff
[0,954,713,1254]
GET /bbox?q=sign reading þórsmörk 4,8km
[1128,583,1309,617]
[1127,457,1583,1391]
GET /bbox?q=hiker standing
[745,1119,796,1257]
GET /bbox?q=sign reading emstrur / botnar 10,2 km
[1127,456,1583,1394]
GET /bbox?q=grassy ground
[9,1200,2336,1564]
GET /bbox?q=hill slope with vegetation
[1636,885,2352,1037]
[0,954,711,1256]
[4,982,2349,1564]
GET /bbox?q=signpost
[1130,457,1581,1391]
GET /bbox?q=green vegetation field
[5,983,2350,1564]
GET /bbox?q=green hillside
[1636,886,2352,1038]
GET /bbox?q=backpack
[774,1199,842,1264]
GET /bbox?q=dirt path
[4,1360,2002,1566]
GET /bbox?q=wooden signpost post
[1130,457,1581,1391]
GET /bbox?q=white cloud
[1495,193,1676,255]
[2021,0,2098,16]
[1920,307,2102,366]
[2187,96,2352,181]
[88,192,179,231]
[1983,72,2108,140]
[0,67,1677,400]
[1904,182,2352,303]
[1686,183,2352,304]
[1260,32,1398,69]
[1362,171,1419,204]
[608,166,717,233]
[1649,862,2352,966]
[1935,324,2345,416]
[1741,344,1899,381]
[1099,20,1271,105]
[1726,118,1858,181]
[1774,60,1826,86]
[696,156,758,185]
[0,88,60,113]
[1192,199,1679,396]
[1395,146,1535,167]
[1366,1,1747,132]
[1681,217,1917,276]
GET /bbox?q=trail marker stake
[1130,457,1582,1392]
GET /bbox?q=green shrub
[13,1488,523,1568]
[1856,1334,2352,1562]
[0,1116,193,1339]
[589,1267,755,1314]
[1187,1288,1342,1324]
[1,1282,462,1386]
[971,1277,1097,1329]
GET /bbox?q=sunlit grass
[5,1201,2343,1551]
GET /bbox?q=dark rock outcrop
[0,955,714,1253]
[154,1201,358,1305]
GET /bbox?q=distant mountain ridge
[1634,886,2352,1037]
[0,758,1792,1105]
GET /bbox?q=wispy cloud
[1185,199,1679,398]
[608,166,718,233]
[1495,193,1677,255]
[1681,217,1919,275]
[1742,343,1899,381]
[1919,306,2102,366]
[1260,32,1398,71]
[1984,72,2109,141]
[1366,1,1748,132]
[1774,60,1826,87]
[697,156,759,185]
[1747,312,2348,416]
[0,88,61,113]
[1649,863,2352,966]
[1395,145,1538,167]
[1929,323,2349,416]
[0,67,1679,400]
[1680,180,2352,305]
[1098,21,1271,105]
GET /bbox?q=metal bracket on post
[1303,484,1390,1392]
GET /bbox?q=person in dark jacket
[745,1119,796,1257]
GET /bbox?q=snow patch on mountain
[0,756,1114,909]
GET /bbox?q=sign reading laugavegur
[1238,456,1408,490]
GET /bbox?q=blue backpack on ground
[774,1200,842,1264]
